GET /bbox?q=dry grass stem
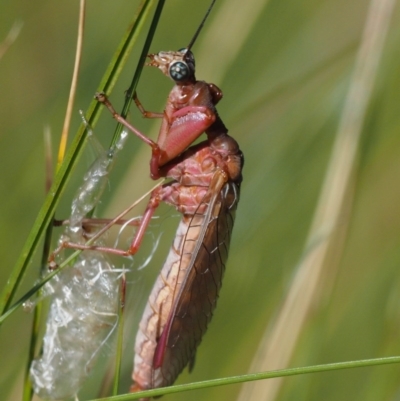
[237,0,396,399]
[57,0,86,166]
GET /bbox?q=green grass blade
[86,356,400,400]
[0,0,155,317]
[112,276,126,396]
[108,1,166,394]
[111,0,166,147]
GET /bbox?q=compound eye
[169,61,189,82]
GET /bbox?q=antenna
[186,0,217,51]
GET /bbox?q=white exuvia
[30,252,120,400]
[30,128,128,400]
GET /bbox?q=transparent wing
[153,171,240,386]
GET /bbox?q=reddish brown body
[133,138,241,391]
[92,25,243,396]
[93,48,243,395]
[48,2,242,396]
[122,48,243,391]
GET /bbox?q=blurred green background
[2,0,400,400]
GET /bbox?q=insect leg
[133,91,164,119]
[96,92,164,179]
[48,184,166,262]
[95,92,160,152]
